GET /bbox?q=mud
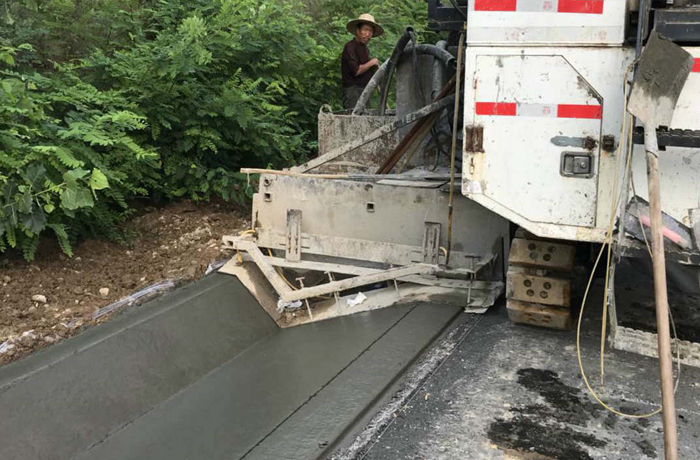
[488,418,605,460]
[628,31,694,127]
[515,368,601,422]
[486,368,606,460]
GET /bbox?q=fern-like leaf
[5,225,16,248]
[48,223,73,257]
[31,146,84,168]
[21,236,40,261]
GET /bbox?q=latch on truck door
[560,152,593,178]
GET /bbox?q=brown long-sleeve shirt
[341,39,376,88]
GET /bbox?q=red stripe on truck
[693,58,700,73]
[473,0,517,11]
[474,0,604,12]
[475,102,517,116]
[557,0,604,14]
[557,104,602,119]
[476,102,602,119]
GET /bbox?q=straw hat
[346,13,384,37]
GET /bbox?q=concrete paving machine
[221,0,700,364]
[5,3,700,460]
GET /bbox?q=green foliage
[0,0,434,260]
[0,46,159,259]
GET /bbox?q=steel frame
[223,237,503,304]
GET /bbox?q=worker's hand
[369,58,379,67]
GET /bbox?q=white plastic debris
[205,259,227,275]
[93,279,177,320]
[347,292,367,307]
[277,299,303,313]
[19,330,37,347]
[99,287,110,297]
[67,318,84,329]
[0,340,15,354]
[21,330,36,339]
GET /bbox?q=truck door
[464,54,603,228]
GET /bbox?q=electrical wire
[576,61,682,418]
[235,229,256,264]
[266,248,299,291]
[598,63,636,385]
[409,30,426,104]
[630,172,682,393]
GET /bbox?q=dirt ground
[0,200,249,366]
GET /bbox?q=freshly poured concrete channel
[0,274,461,460]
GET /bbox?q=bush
[0,45,159,259]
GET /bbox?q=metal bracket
[285,209,302,262]
[464,125,484,153]
[422,222,442,264]
[227,239,438,303]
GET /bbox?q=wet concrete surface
[243,303,459,460]
[5,267,698,460]
[0,274,462,460]
[336,296,700,460]
[0,274,278,460]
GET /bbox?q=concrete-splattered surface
[0,272,463,460]
[335,302,700,460]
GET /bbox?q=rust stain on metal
[465,125,484,153]
[601,134,615,152]
[583,136,598,151]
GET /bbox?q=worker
[341,13,384,110]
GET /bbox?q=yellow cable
[266,248,299,291]
[576,238,661,418]
[630,173,653,259]
[599,63,635,384]
[576,62,672,418]
[576,63,661,418]
[234,229,256,265]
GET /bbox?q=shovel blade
[627,31,694,128]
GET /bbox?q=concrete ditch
[0,273,461,460]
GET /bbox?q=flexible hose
[353,45,457,115]
[378,27,414,116]
[431,41,449,100]
[401,44,457,70]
